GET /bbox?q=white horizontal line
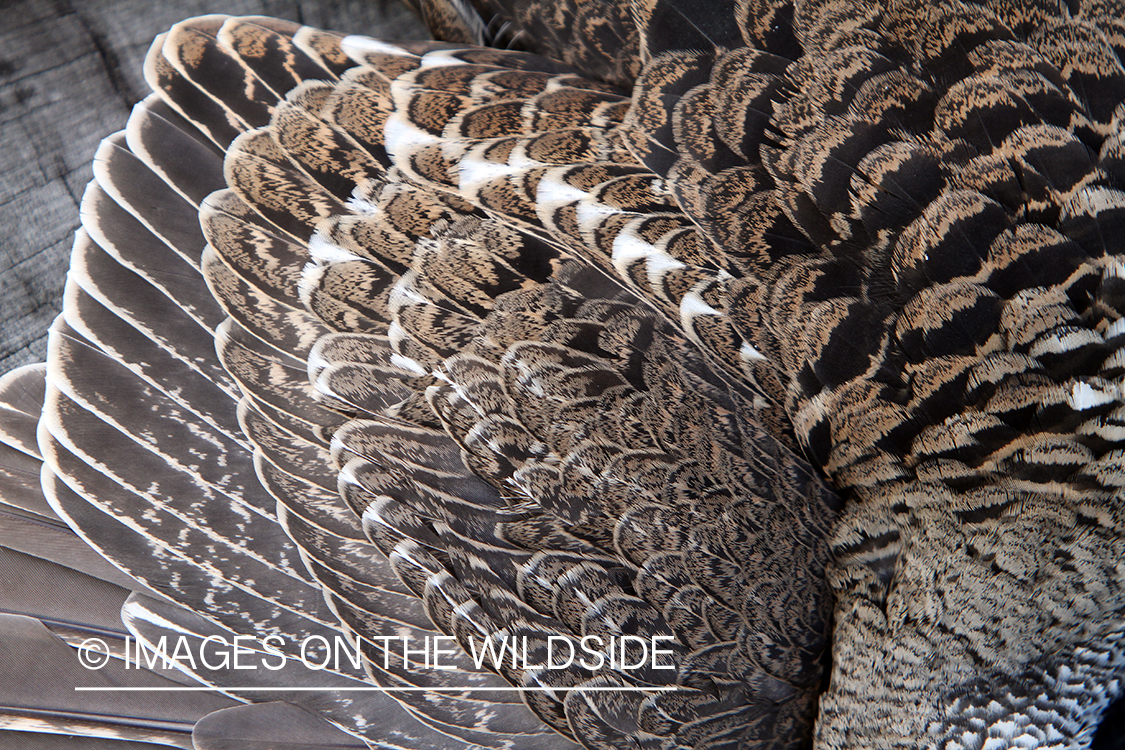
[76,686,679,692]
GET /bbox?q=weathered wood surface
[0,0,427,373]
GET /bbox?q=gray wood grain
[0,0,427,373]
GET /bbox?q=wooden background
[0,0,427,373]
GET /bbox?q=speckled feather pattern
[2,1,1125,749]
